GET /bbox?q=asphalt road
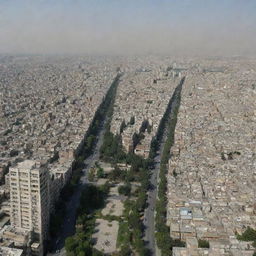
[47,124,106,256]
[143,148,164,256]
[143,88,181,256]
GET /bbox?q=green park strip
[155,77,186,256]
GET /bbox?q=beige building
[9,160,50,243]
[0,246,24,256]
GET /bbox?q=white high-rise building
[9,160,50,243]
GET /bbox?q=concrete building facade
[9,160,50,243]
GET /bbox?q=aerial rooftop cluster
[0,55,118,253]
[168,59,256,256]
[0,56,117,179]
[0,55,255,256]
[110,64,181,158]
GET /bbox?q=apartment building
[9,160,50,243]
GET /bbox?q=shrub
[237,227,256,242]
[96,167,105,178]
[118,183,131,196]
[198,239,210,248]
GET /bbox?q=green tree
[118,183,131,196]
[198,239,209,248]
[77,251,85,256]
[119,245,131,256]
[237,227,256,241]
[65,236,77,252]
[96,167,104,178]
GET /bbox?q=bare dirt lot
[92,219,119,254]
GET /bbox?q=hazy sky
[0,0,256,56]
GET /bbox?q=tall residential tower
[9,160,50,243]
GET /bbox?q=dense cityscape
[0,55,255,256]
[1,0,256,256]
